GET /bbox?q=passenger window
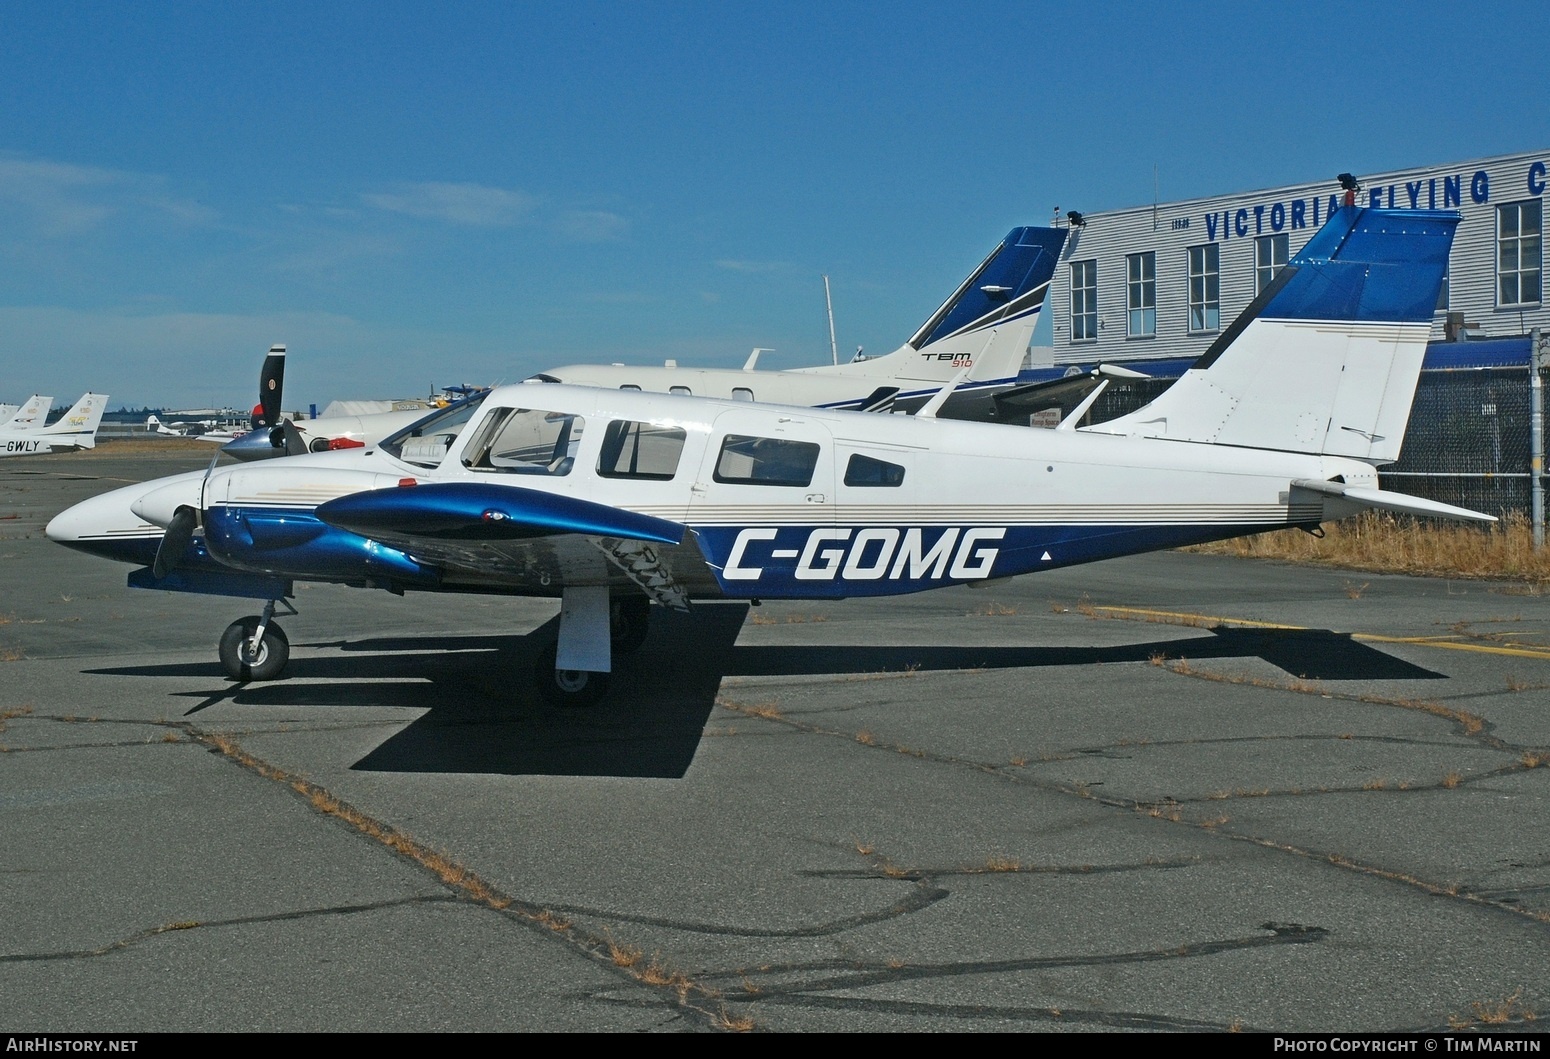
[844,453,906,487]
[462,408,585,475]
[669,385,692,396]
[596,420,687,480]
[731,387,754,402]
[620,384,642,391]
[713,434,820,487]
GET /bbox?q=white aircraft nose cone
[130,478,205,529]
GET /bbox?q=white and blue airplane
[219,225,1068,461]
[1,393,108,458]
[47,207,1486,704]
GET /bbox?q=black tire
[610,596,652,655]
[219,617,290,682]
[535,642,610,707]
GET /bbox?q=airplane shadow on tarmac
[84,603,1443,779]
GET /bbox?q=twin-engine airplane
[219,225,1068,462]
[1,393,108,457]
[48,207,1487,704]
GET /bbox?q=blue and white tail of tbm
[1091,206,1457,466]
[803,225,1068,386]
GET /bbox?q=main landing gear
[218,598,297,682]
[535,593,653,708]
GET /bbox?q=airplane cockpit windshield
[379,392,490,469]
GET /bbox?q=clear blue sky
[1,0,1544,410]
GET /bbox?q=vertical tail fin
[1087,206,1457,464]
[40,393,107,448]
[805,226,1068,384]
[1,395,55,433]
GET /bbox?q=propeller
[150,450,219,579]
[275,419,310,456]
[152,505,198,579]
[258,344,286,429]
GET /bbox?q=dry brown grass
[1449,988,1536,1028]
[974,602,1018,616]
[1187,511,1550,583]
[1441,770,1464,788]
[0,648,25,662]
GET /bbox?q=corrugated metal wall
[1048,151,1549,367]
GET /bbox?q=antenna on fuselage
[823,275,838,366]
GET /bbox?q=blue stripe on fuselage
[694,522,1301,598]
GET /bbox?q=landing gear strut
[218,598,296,682]
[534,642,610,707]
[610,596,652,655]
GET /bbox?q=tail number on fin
[722,526,1005,582]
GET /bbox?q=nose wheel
[218,598,296,682]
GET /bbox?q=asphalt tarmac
[3,445,1549,1032]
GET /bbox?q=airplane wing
[315,482,694,608]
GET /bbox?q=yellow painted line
[1089,606,1550,662]
[1091,606,1301,630]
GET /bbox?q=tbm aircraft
[47,207,1486,704]
[219,224,1068,462]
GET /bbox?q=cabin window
[462,407,586,475]
[713,434,820,487]
[731,387,754,402]
[1069,260,1097,342]
[1126,252,1155,337]
[380,392,489,469]
[669,385,692,396]
[596,420,687,480]
[1187,243,1219,333]
[620,384,642,391]
[843,453,905,487]
[1498,200,1542,306]
[1255,233,1289,295]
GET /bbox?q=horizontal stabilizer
[1290,478,1496,523]
[318,482,687,544]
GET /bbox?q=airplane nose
[44,503,88,543]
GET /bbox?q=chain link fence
[1065,365,1542,523]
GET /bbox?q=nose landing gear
[218,597,297,682]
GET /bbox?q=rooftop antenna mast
[823,275,839,365]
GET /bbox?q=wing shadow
[81,607,1443,778]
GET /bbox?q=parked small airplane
[146,414,247,442]
[1,393,108,457]
[529,225,1068,417]
[48,207,1482,705]
[220,226,1067,463]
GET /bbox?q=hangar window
[713,434,820,487]
[1126,252,1155,337]
[1188,244,1220,333]
[1255,234,1289,294]
[1070,260,1097,342]
[596,420,687,480]
[1498,200,1542,307]
[843,453,906,487]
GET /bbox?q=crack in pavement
[1,894,458,962]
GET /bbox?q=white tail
[40,393,108,448]
[1,395,54,433]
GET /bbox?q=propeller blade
[277,418,310,456]
[258,344,286,428]
[152,505,198,579]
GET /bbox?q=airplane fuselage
[49,384,1370,602]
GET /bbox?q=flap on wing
[316,483,686,544]
[1290,478,1497,523]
